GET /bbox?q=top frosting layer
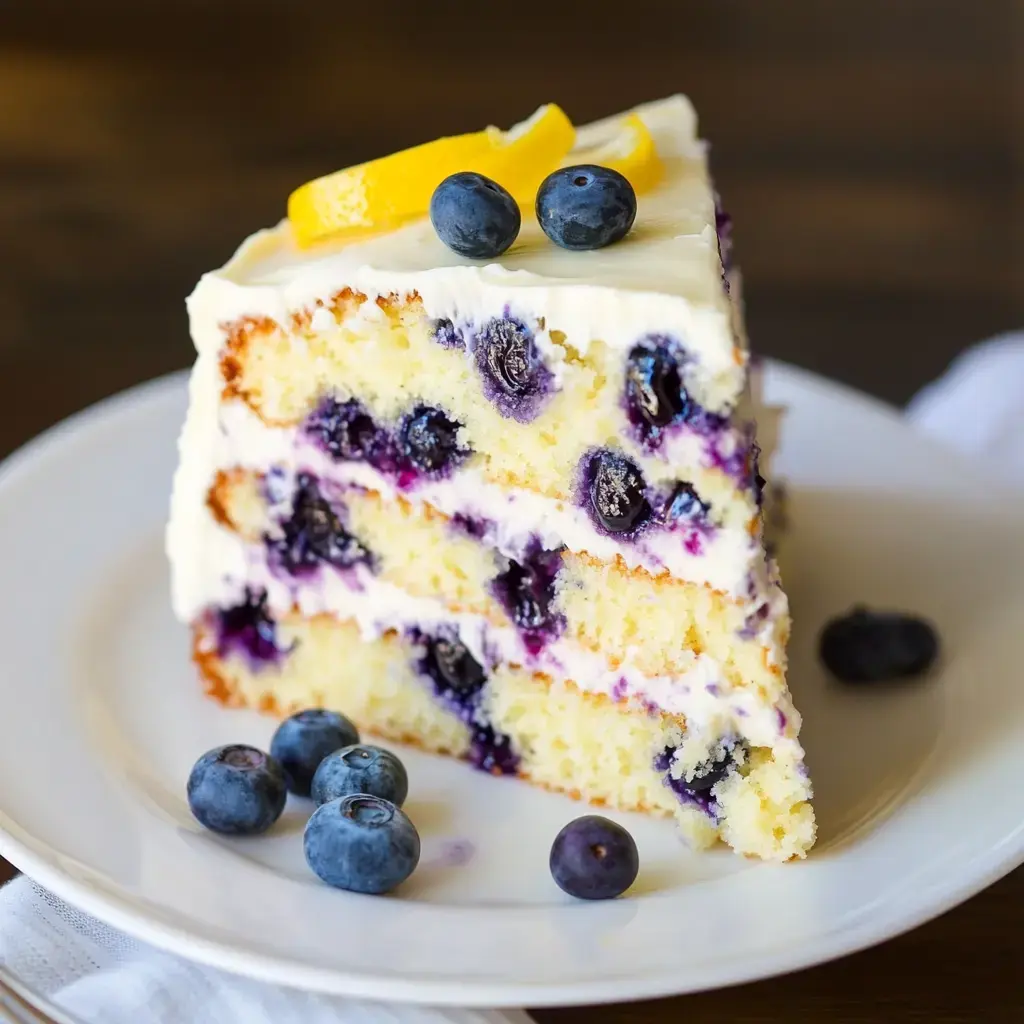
[189,95,745,404]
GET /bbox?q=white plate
[0,364,1021,1008]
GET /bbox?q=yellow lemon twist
[568,113,664,195]
[288,105,574,248]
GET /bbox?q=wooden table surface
[1,1,1021,1020]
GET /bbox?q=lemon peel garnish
[567,113,664,194]
[288,105,575,248]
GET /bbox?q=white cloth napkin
[904,330,1024,490]
[0,879,533,1023]
[1,332,1021,1023]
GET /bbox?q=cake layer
[195,608,814,860]
[209,465,788,690]
[219,290,764,519]
[193,552,794,748]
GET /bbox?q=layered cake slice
[167,95,815,860]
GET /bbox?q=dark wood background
[1,1,1021,1020]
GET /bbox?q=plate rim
[2,810,1021,1007]
[0,365,1021,1007]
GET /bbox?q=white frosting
[168,396,784,631]
[184,95,747,413]
[196,525,797,749]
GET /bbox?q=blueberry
[675,750,736,794]
[663,482,709,525]
[414,633,521,776]
[549,815,639,900]
[625,342,689,428]
[425,636,487,694]
[311,744,409,807]
[536,165,637,251]
[187,744,287,836]
[498,560,551,631]
[430,172,521,259]
[304,794,420,894]
[271,475,371,574]
[304,397,387,465]
[585,450,651,534]
[399,405,466,474]
[491,546,564,647]
[270,709,360,797]
[432,318,463,349]
[215,589,280,664]
[449,512,491,540]
[655,743,741,816]
[819,606,940,683]
[473,318,554,421]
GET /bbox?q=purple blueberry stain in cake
[580,449,652,537]
[304,396,394,469]
[448,512,493,542]
[214,588,289,668]
[267,473,373,577]
[739,601,771,640]
[397,405,470,484]
[412,630,519,776]
[470,315,555,423]
[654,741,742,818]
[701,420,757,485]
[714,190,734,275]
[684,532,704,556]
[469,729,519,775]
[610,677,629,703]
[431,317,464,349]
[712,186,734,293]
[491,543,566,655]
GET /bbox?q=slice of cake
[167,95,815,860]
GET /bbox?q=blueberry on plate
[311,744,409,808]
[819,606,940,683]
[536,164,637,251]
[550,815,639,900]
[304,794,420,894]
[187,744,288,836]
[430,172,521,259]
[270,708,360,797]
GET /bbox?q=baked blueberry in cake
[168,96,814,860]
